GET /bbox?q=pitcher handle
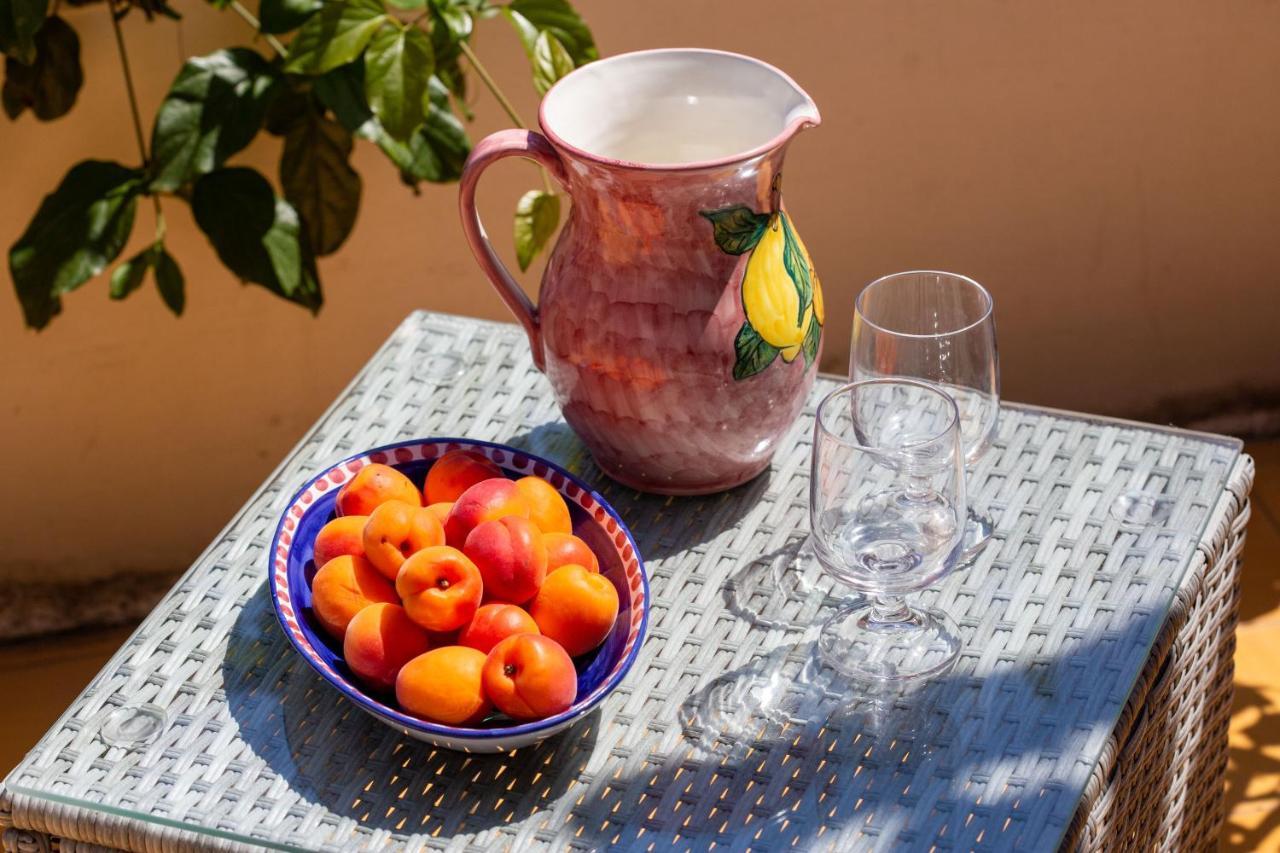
[458,129,569,372]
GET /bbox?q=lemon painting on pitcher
[699,204,823,379]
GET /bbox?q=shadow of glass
[222,584,599,843]
[722,534,844,631]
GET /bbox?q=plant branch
[228,0,289,58]
[107,1,148,165]
[457,40,553,194]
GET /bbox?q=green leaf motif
[503,0,596,66]
[258,0,321,34]
[9,159,143,329]
[363,23,432,141]
[154,248,184,315]
[109,247,151,300]
[531,30,572,96]
[801,314,820,367]
[779,211,812,326]
[732,321,779,381]
[149,48,282,192]
[284,0,387,75]
[2,15,81,121]
[699,205,769,255]
[281,110,361,255]
[0,0,49,65]
[513,189,559,271]
[192,167,322,311]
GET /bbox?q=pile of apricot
[307,450,619,726]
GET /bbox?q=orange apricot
[544,532,600,574]
[313,515,368,567]
[528,564,619,657]
[425,450,503,505]
[395,546,484,632]
[482,634,577,720]
[362,500,445,581]
[463,515,547,604]
[443,478,530,548]
[425,502,453,526]
[458,603,540,654]
[342,603,431,691]
[396,646,491,726]
[514,476,573,535]
[336,463,420,516]
[310,555,398,640]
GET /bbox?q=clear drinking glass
[851,270,999,558]
[811,380,967,684]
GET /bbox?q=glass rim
[854,270,994,339]
[814,378,962,451]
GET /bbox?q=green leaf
[800,314,820,367]
[0,0,49,64]
[513,189,559,271]
[154,248,184,315]
[284,0,387,75]
[149,48,282,192]
[429,0,471,39]
[428,4,467,106]
[732,321,779,381]
[280,110,361,255]
[699,205,769,255]
[2,15,81,121]
[779,211,812,326]
[191,167,322,311]
[263,82,312,135]
[109,247,151,300]
[385,0,424,8]
[363,23,431,141]
[503,0,595,66]
[9,160,143,329]
[530,29,572,95]
[258,0,321,34]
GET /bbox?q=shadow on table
[1223,682,1280,850]
[506,422,772,561]
[555,605,1218,851]
[223,585,598,842]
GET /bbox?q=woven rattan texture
[0,312,1243,852]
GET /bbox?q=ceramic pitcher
[459,48,823,495]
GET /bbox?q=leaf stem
[459,40,527,128]
[106,1,147,165]
[457,40,553,194]
[228,0,290,58]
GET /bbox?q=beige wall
[2,0,1278,584]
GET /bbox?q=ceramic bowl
[268,438,649,753]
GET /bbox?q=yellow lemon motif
[741,212,821,363]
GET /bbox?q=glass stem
[870,595,911,625]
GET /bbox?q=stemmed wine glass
[811,379,967,684]
[851,270,999,559]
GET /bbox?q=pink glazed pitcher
[459,49,823,495]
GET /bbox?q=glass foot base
[818,603,961,685]
[959,508,994,562]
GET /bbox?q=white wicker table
[0,311,1252,852]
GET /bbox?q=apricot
[396,546,483,632]
[458,603,540,654]
[544,532,600,574]
[482,634,577,720]
[396,646,491,726]
[310,555,398,640]
[425,450,503,504]
[463,515,547,604]
[313,515,368,567]
[425,502,453,526]
[336,463,420,516]
[514,476,573,535]
[443,478,530,548]
[528,564,619,657]
[342,603,431,691]
[362,500,445,581]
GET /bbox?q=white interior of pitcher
[540,48,819,166]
